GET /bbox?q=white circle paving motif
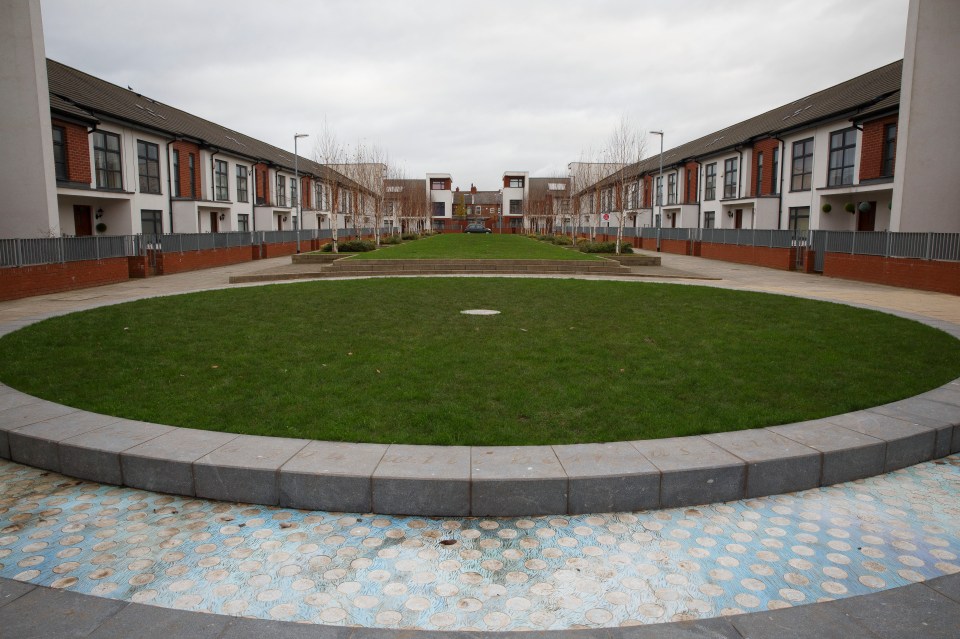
[0,456,958,630]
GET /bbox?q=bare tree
[314,119,344,253]
[602,116,646,254]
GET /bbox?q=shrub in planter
[844,202,855,213]
[551,234,573,246]
[822,203,832,213]
[95,222,107,234]
[577,241,633,254]
[400,232,420,241]
[380,235,402,245]
[337,239,377,252]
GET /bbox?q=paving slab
[703,429,821,497]
[193,434,308,505]
[58,419,174,485]
[471,446,568,516]
[871,396,960,456]
[631,436,746,507]
[553,442,660,513]
[86,602,230,638]
[222,617,355,638]
[608,617,742,638]
[372,444,471,516]
[825,410,936,471]
[768,419,886,485]
[927,572,960,605]
[8,411,124,473]
[0,388,42,413]
[121,428,239,496]
[280,440,388,512]
[0,586,127,639]
[0,577,35,609]
[0,401,80,460]
[730,600,880,639]
[832,582,960,639]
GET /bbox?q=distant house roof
[45,59,358,187]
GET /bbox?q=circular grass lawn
[1,279,958,446]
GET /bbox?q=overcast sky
[40,0,909,191]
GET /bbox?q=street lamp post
[293,133,309,253]
[651,130,664,251]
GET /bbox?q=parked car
[464,223,492,233]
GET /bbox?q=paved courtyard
[0,252,959,636]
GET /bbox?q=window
[188,153,196,197]
[432,201,445,216]
[214,159,229,200]
[627,183,638,209]
[771,147,779,194]
[509,199,522,215]
[430,179,446,190]
[828,128,857,186]
[723,158,738,198]
[52,126,67,181]
[703,211,715,228]
[276,173,286,206]
[92,130,122,189]
[755,152,763,196]
[655,176,662,206]
[508,177,524,188]
[236,165,248,202]
[315,183,323,210]
[791,138,814,191]
[140,209,162,235]
[172,150,181,197]
[290,177,297,207]
[789,206,810,231]
[237,213,249,232]
[136,140,161,194]
[704,163,716,200]
[667,173,677,205]
[881,123,897,177]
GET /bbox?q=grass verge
[358,233,599,260]
[1,279,957,446]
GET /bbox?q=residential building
[8,59,369,240]
[579,60,906,233]
[426,173,454,230]
[501,172,528,232]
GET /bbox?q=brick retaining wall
[0,258,130,302]
[823,253,960,296]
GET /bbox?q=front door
[73,205,92,236]
[277,215,284,230]
[210,211,219,233]
[857,203,876,232]
[734,209,743,229]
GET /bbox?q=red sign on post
[602,213,609,221]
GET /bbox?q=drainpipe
[165,138,175,233]
[774,136,786,230]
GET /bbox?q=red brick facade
[683,161,699,204]
[0,258,130,302]
[51,119,92,184]
[859,116,898,181]
[171,140,201,199]
[752,138,780,196]
[255,163,271,205]
[823,252,960,296]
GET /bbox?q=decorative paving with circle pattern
[0,456,958,631]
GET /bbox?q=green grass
[1,279,958,446]
[358,233,599,260]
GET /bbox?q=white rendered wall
[0,0,59,237]
[892,0,960,232]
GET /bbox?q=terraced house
[34,60,378,239]
[577,60,908,234]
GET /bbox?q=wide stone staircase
[229,252,661,283]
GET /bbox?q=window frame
[93,130,123,190]
[214,159,229,201]
[508,177,524,188]
[509,199,522,215]
[791,138,814,191]
[827,127,857,187]
[667,173,677,205]
[188,153,196,198]
[237,213,250,232]
[276,173,286,207]
[881,123,897,178]
[140,209,163,235]
[755,152,764,196]
[172,150,181,197]
[290,177,297,207]
[655,176,662,206]
[52,125,67,181]
[703,210,715,229]
[771,147,779,195]
[704,163,716,200]
[789,206,810,232]
[236,165,248,202]
[137,140,161,194]
[723,157,738,199]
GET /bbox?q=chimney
[455,186,460,192]
[471,183,477,194]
